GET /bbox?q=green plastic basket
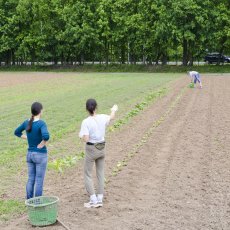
[25,196,59,226]
[188,82,195,88]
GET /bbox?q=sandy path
[0,72,74,87]
[3,75,230,230]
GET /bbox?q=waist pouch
[94,142,105,150]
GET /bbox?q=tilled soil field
[2,75,230,230]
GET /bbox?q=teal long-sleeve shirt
[14,119,50,153]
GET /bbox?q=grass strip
[0,199,26,221]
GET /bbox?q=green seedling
[48,152,85,173]
[189,82,195,88]
[109,87,168,132]
[108,86,187,181]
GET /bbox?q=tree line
[0,0,229,66]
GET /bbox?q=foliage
[0,0,229,66]
[48,152,84,173]
[0,63,229,72]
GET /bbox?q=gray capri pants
[84,144,105,195]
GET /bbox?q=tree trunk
[217,46,225,65]
[182,38,188,66]
[61,52,64,65]
[105,40,109,66]
[5,50,11,66]
[11,50,15,65]
[81,53,84,65]
[148,59,152,65]
[142,45,146,65]
[188,41,194,66]
[189,55,194,66]
[31,49,35,66]
[53,51,58,65]
[121,43,126,64]
[143,55,146,65]
[162,53,167,65]
[155,53,161,65]
[127,42,130,64]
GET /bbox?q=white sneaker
[97,194,103,207]
[97,201,103,207]
[84,201,100,208]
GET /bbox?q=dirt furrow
[65,76,229,230]
[3,75,230,230]
[2,77,186,229]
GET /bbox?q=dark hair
[26,102,43,132]
[86,99,97,115]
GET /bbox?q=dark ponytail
[86,99,97,115]
[26,102,43,132]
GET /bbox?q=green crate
[25,196,59,226]
[188,82,195,88]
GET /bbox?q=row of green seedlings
[48,87,168,173]
[107,86,187,181]
[48,152,84,173]
[108,87,168,132]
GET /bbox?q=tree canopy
[0,0,229,66]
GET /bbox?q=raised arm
[110,104,118,120]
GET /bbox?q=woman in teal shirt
[14,102,50,199]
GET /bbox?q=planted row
[109,86,187,178]
[109,87,168,131]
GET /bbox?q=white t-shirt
[79,114,110,143]
[189,71,199,77]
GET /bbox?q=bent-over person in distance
[188,71,203,88]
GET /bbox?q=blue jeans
[194,74,201,84]
[26,151,47,199]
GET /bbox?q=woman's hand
[82,135,89,142]
[21,134,27,140]
[111,104,118,112]
[110,104,118,120]
[37,140,47,149]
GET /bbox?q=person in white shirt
[188,71,202,88]
[79,98,118,208]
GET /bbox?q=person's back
[15,119,49,153]
[189,71,198,76]
[79,99,118,208]
[81,114,110,144]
